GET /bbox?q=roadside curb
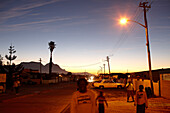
[0,83,75,103]
[60,103,70,113]
[1,89,53,103]
[2,92,39,103]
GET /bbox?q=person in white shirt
[126,81,134,102]
[71,78,97,113]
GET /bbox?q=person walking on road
[134,85,148,113]
[96,91,108,113]
[126,81,134,102]
[71,78,97,113]
[13,78,20,95]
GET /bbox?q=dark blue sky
[0,0,170,74]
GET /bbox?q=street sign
[0,74,6,82]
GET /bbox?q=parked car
[93,79,125,89]
[92,79,102,87]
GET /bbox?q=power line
[108,6,143,57]
[61,62,102,68]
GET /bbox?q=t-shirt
[97,96,105,104]
[126,83,134,90]
[13,81,20,87]
[135,91,148,107]
[71,90,97,113]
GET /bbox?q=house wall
[160,74,170,99]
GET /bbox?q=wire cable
[108,5,143,57]
[61,62,102,68]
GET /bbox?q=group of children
[126,81,148,113]
[96,85,148,113]
[71,78,148,113]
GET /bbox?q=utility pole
[103,64,105,74]
[106,56,111,74]
[99,66,103,74]
[39,58,42,84]
[39,58,42,74]
[139,2,154,95]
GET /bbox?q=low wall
[62,77,70,82]
[153,81,159,96]
[131,78,159,96]
[22,79,41,84]
[42,79,58,84]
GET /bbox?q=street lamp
[48,41,56,75]
[120,18,128,25]
[120,18,145,27]
[120,18,154,94]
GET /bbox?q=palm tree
[48,41,56,75]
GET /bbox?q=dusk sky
[0,0,170,74]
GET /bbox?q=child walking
[134,85,148,113]
[96,91,108,113]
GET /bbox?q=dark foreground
[0,82,170,113]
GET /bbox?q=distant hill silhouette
[72,72,94,76]
[20,62,68,74]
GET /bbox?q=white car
[93,79,125,89]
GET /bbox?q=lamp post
[120,17,154,95]
[48,41,56,76]
[120,2,154,95]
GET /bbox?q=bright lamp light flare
[120,18,127,24]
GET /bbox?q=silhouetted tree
[0,54,3,66]
[4,45,24,89]
[5,45,17,65]
[3,64,24,89]
[67,72,72,82]
[0,55,3,73]
[48,41,56,75]
[67,72,72,77]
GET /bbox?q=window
[104,81,110,83]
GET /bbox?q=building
[130,68,170,98]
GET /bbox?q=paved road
[0,83,77,113]
[0,82,127,113]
